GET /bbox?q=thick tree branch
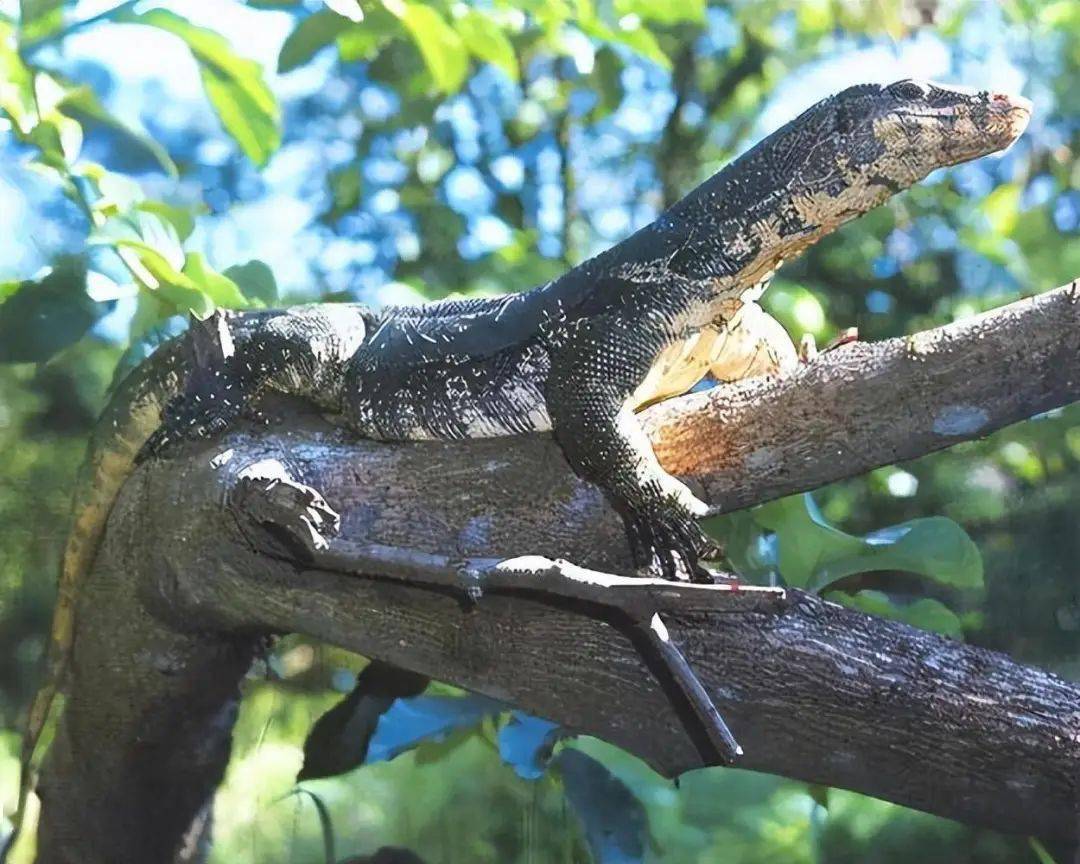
[34,281,1080,863]
[646,279,1080,510]
[217,541,1080,844]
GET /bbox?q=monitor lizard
[10,79,1031,847]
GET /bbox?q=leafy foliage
[0,0,1076,862]
[114,7,281,165]
[0,259,94,363]
[722,493,983,592]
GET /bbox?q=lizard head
[630,79,1031,284]
[842,79,1030,181]
[782,79,1031,229]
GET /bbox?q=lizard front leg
[545,326,718,582]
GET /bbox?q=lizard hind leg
[138,310,253,461]
[139,305,368,461]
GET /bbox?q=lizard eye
[888,80,928,100]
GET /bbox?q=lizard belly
[628,300,797,410]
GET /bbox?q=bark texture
[31,281,1080,863]
[647,280,1080,509]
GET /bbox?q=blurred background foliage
[0,0,1077,861]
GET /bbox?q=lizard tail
[7,340,188,855]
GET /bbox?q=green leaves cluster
[1,0,741,343]
[278,0,694,93]
[1,2,1074,862]
[0,2,282,363]
[713,493,984,638]
[113,7,281,166]
[279,1,518,88]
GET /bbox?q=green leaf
[1029,837,1061,864]
[614,0,705,25]
[387,1,469,94]
[83,165,143,212]
[0,259,97,363]
[814,517,984,591]
[135,201,200,242]
[198,63,281,168]
[27,116,80,168]
[717,494,984,593]
[19,0,60,23]
[58,85,177,176]
[455,10,518,82]
[832,591,965,639]
[92,207,186,271]
[113,8,281,167]
[575,1,670,70]
[90,210,228,316]
[18,0,62,42]
[751,495,863,588]
[182,253,248,309]
[710,508,778,584]
[0,22,36,131]
[334,3,397,61]
[1040,0,1080,26]
[223,260,277,306]
[278,9,350,73]
[100,239,212,317]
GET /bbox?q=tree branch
[33,280,1080,862]
[645,279,1080,511]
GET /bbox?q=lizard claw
[624,494,719,583]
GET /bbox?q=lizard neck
[664,168,882,291]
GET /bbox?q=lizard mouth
[892,90,1032,163]
[987,91,1033,140]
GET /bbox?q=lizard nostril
[989,91,1032,116]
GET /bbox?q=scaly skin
[150,79,1031,576]
[11,79,1030,848]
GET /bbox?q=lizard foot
[624,495,720,583]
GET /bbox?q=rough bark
[32,281,1080,863]
[648,280,1080,510]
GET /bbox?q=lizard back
[343,285,587,439]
